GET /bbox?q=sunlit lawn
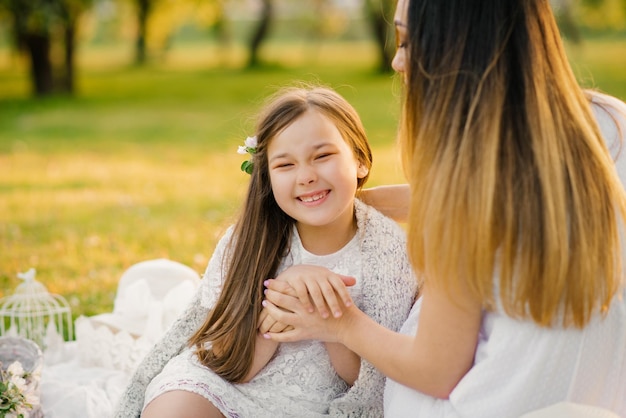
[0,40,406,318]
[1,37,625,322]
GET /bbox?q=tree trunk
[247,0,273,68]
[365,0,394,73]
[135,0,151,65]
[24,33,54,96]
[61,21,76,94]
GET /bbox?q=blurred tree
[552,0,582,43]
[208,0,229,46]
[0,0,92,96]
[364,0,394,73]
[133,0,153,64]
[552,0,626,42]
[247,0,273,68]
[59,0,89,92]
[579,0,626,29]
[128,0,225,65]
[244,0,394,71]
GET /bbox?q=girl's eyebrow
[269,153,289,163]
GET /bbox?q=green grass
[566,38,626,100]
[1,37,625,324]
[0,40,406,319]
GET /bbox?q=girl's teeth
[301,193,325,202]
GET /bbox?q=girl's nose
[297,165,317,185]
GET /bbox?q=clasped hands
[258,264,357,343]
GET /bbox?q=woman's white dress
[115,200,417,418]
[384,93,626,417]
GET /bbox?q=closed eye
[395,26,408,49]
[315,153,332,160]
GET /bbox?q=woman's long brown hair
[188,85,372,382]
[400,0,626,327]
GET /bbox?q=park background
[1,0,626,322]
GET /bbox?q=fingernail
[264,280,269,287]
[264,289,267,295]
[263,333,270,339]
[262,300,267,307]
[334,311,342,318]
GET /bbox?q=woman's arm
[263,280,482,399]
[359,184,410,223]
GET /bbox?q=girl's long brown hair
[188,85,372,382]
[401,0,626,327]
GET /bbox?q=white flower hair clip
[238,136,257,174]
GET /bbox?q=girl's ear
[357,162,369,179]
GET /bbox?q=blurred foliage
[2,0,624,97]
[0,0,92,95]
[146,0,224,48]
[580,0,626,29]
[0,0,94,49]
[0,44,405,318]
[552,0,626,35]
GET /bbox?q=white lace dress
[115,200,416,418]
[383,93,626,417]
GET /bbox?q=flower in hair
[238,136,257,174]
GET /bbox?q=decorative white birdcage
[0,268,73,351]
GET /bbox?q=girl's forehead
[268,109,318,140]
[275,109,337,137]
[267,112,350,151]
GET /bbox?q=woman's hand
[261,282,358,343]
[268,264,356,319]
[359,184,410,223]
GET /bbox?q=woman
[262,1,626,416]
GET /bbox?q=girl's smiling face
[267,109,368,249]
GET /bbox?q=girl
[262,1,626,417]
[114,86,416,418]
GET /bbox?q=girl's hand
[258,305,293,334]
[268,264,356,319]
[258,275,299,334]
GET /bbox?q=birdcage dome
[0,268,73,351]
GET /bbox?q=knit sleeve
[113,227,234,418]
[329,202,417,417]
